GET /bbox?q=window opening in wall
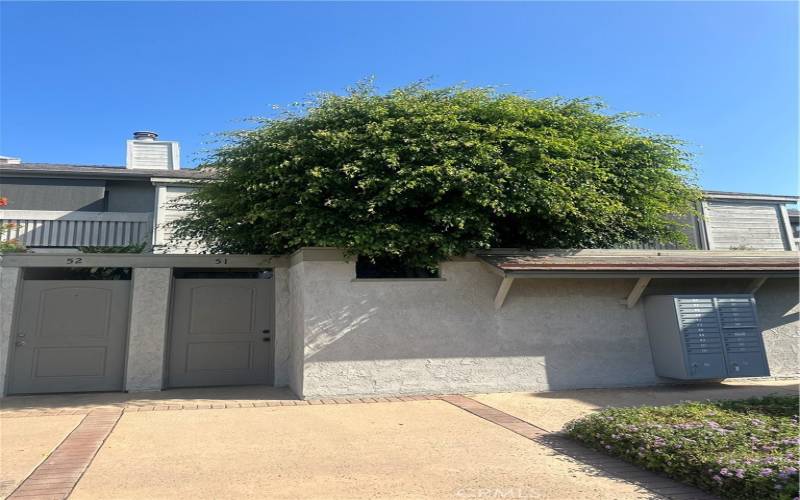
[23,267,132,280]
[355,256,439,279]
[173,268,273,279]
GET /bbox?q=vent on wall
[126,131,180,170]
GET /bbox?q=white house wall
[290,257,799,399]
[756,279,800,377]
[293,259,657,398]
[287,262,307,396]
[272,267,293,387]
[153,185,201,252]
[1,252,797,397]
[0,267,21,395]
[125,268,172,391]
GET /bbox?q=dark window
[355,256,439,279]
[23,267,131,280]
[173,268,273,279]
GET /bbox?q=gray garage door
[9,280,130,395]
[167,276,274,388]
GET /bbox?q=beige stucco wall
[1,252,796,398]
[125,267,172,391]
[756,278,799,377]
[292,259,659,398]
[287,262,306,396]
[272,267,292,387]
[0,266,22,396]
[289,255,799,398]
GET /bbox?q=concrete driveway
[1,379,796,500]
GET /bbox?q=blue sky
[1,1,797,194]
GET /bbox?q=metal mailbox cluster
[644,294,770,380]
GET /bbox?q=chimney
[126,131,180,170]
[133,131,158,141]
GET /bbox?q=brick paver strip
[8,408,122,500]
[440,395,717,500]
[0,395,446,417]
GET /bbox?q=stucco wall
[0,267,21,396]
[756,278,799,377]
[291,257,800,398]
[293,259,660,398]
[287,262,307,395]
[125,268,172,391]
[272,267,292,387]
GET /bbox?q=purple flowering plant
[565,395,799,499]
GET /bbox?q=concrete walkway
[2,379,795,499]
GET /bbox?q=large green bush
[173,82,701,264]
[565,395,800,499]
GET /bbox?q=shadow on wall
[755,278,799,331]
[305,302,378,359]
[300,270,800,393]
[302,275,659,392]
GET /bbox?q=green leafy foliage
[172,82,701,265]
[565,395,800,499]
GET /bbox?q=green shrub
[565,395,799,499]
[172,82,700,266]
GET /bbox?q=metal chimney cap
[133,131,158,141]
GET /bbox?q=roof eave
[502,269,798,279]
[702,190,799,203]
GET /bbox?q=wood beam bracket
[626,277,652,309]
[494,276,515,310]
[746,277,768,294]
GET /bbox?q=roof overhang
[0,164,215,182]
[478,249,798,279]
[702,191,799,204]
[478,249,799,309]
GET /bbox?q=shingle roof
[477,250,799,277]
[703,190,799,203]
[0,163,215,180]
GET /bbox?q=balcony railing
[0,210,152,248]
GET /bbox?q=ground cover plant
[565,395,800,499]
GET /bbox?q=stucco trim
[351,278,447,283]
[0,253,289,268]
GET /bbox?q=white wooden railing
[0,210,152,248]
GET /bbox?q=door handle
[262,337,271,342]
[14,340,26,347]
